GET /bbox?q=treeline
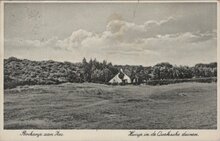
[4,57,217,89]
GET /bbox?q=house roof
[109,69,131,83]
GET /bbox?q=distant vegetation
[4,57,217,89]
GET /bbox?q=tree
[82,57,91,82]
[152,67,160,80]
[91,69,103,83]
[102,68,112,83]
[155,62,173,68]
[82,57,87,66]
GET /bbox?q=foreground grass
[4,82,217,129]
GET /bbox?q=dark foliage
[4,57,217,89]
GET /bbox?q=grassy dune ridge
[4,82,217,129]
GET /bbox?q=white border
[0,1,219,141]
[3,0,219,3]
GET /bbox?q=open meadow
[4,82,217,129]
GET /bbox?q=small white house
[109,69,131,84]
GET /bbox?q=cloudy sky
[4,3,217,66]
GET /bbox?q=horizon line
[4,56,217,67]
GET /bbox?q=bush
[146,77,217,86]
[3,57,218,89]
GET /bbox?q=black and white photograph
[2,1,218,131]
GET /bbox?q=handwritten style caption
[20,130,63,137]
[128,130,199,138]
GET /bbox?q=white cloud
[144,16,175,27]
[4,16,217,66]
[56,29,93,50]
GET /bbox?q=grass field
[4,82,217,129]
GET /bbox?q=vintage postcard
[0,0,219,141]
